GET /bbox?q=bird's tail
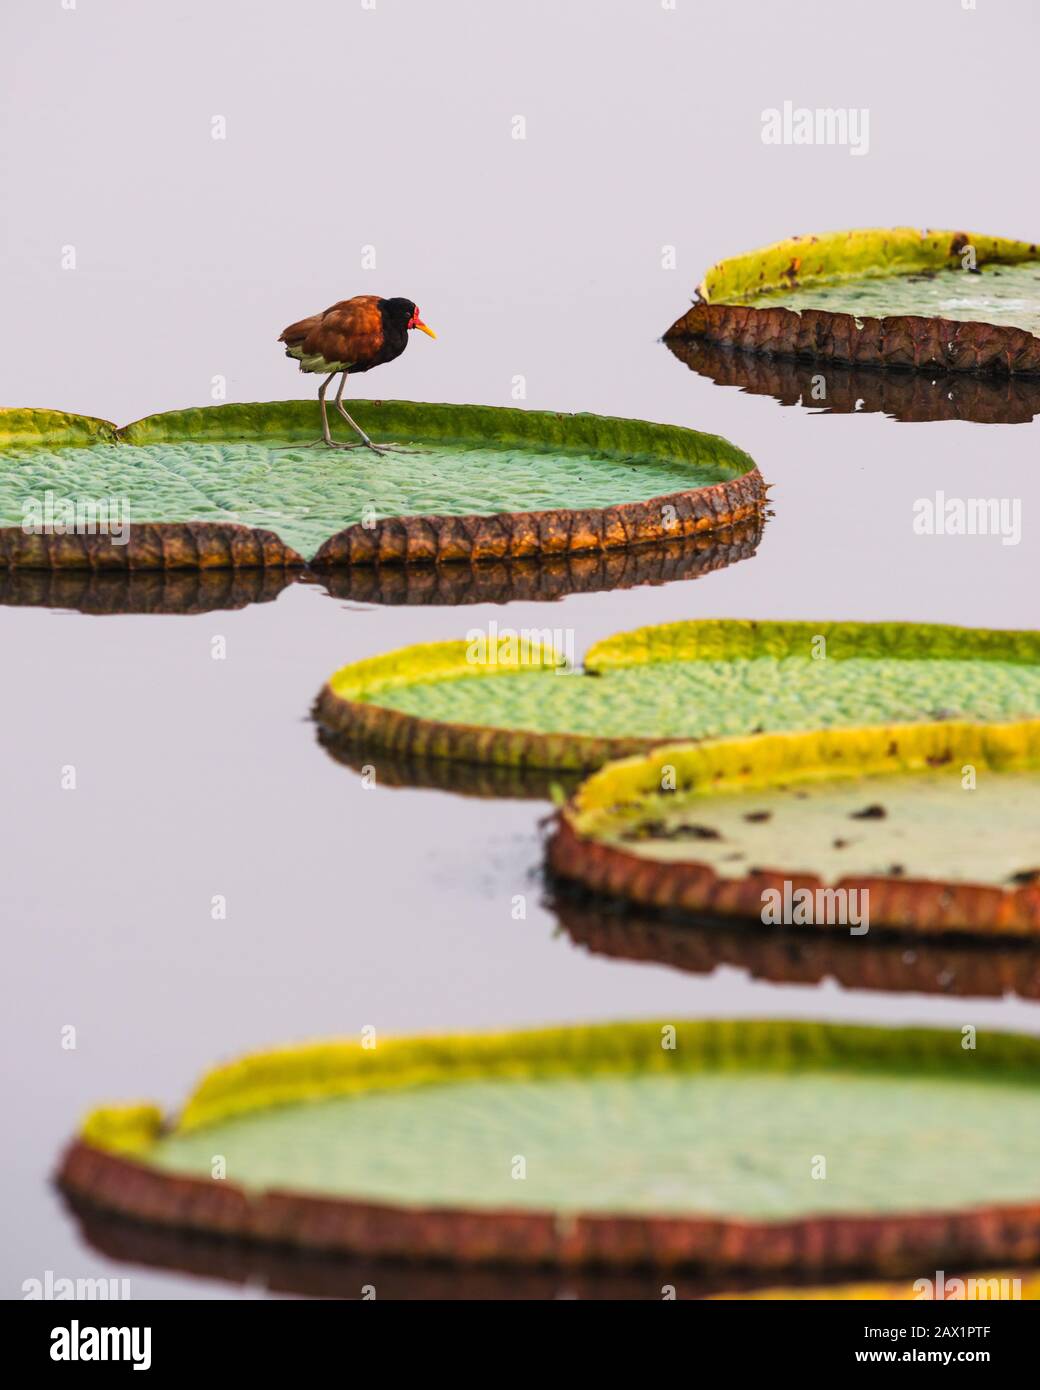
[279,315,322,371]
[278,315,320,347]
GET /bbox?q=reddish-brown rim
[315,522,762,604]
[66,1196,1039,1300]
[547,816,1040,939]
[56,1138,1040,1278]
[0,521,304,571]
[666,301,1040,376]
[547,721,1040,938]
[309,471,766,567]
[312,682,658,774]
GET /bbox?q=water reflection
[666,338,1040,425]
[316,523,762,607]
[550,887,1040,1002]
[316,725,580,801]
[0,565,296,616]
[0,522,762,616]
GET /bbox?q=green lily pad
[549,720,1040,936]
[742,262,1040,334]
[0,401,763,568]
[315,620,1040,779]
[666,228,1040,375]
[58,1019,1040,1277]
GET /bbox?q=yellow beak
[416,321,437,339]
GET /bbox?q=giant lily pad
[548,720,1040,937]
[666,338,1040,425]
[0,401,763,570]
[665,228,1040,376]
[58,1019,1040,1278]
[315,620,1040,781]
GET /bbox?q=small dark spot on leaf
[743,811,772,823]
[1009,869,1040,886]
[619,818,668,842]
[674,823,723,841]
[833,838,849,849]
[851,804,887,820]
[888,864,905,877]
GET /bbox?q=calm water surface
[4,318,1038,1297]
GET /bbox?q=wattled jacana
[279,295,436,451]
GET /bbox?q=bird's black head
[379,297,436,338]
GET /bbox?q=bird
[279,295,436,451]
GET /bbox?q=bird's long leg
[335,370,421,455]
[306,371,356,449]
[332,372,368,449]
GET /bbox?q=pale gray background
[2,0,1038,1298]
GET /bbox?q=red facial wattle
[409,306,437,338]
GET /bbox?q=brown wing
[278,313,321,347]
[279,295,384,367]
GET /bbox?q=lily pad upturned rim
[548,718,1040,938]
[55,1196,648,1300]
[0,400,765,570]
[716,1269,1040,1302]
[665,227,1040,376]
[59,1195,1040,1300]
[57,1018,1040,1276]
[314,618,1040,776]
